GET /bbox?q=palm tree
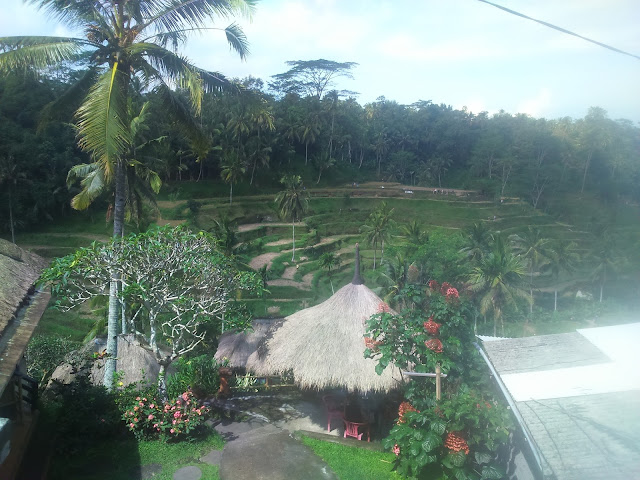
[469,235,528,336]
[589,238,620,303]
[0,155,27,244]
[319,252,339,294]
[361,202,394,270]
[510,227,551,313]
[220,152,246,205]
[300,113,320,165]
[314,152,336,184]
[0,0,253,390]
[460,222,492,264]
[275,175,309,262]
[547,239,580,311]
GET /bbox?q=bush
[122,390,209,441]
[166,355,222,399]
[26,335,78,383]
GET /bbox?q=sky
[1,0,639,122]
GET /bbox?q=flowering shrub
[122,390,209,441]
[365,282,513,479]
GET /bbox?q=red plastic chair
[343,419,370,442]
[322,395,345,433]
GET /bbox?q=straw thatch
[246,245,403,393]
[214,319,280,370]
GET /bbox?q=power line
[477,0,640,61]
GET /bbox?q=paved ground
[172,394,344,480]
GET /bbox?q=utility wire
[477,0,640,61]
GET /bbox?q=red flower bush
[376,302,391,313]
[440,282,453,295]
[445,287,459,301]
[364,336,382,351]
[444,432,470,454]
[397,401,419,424]
[424,338,443,353]
[423,317,441,335]
[428,280,439,291]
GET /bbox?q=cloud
[517,88,552,117]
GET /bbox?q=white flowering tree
[40,225,262,399]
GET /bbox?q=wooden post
[435,364,441,401]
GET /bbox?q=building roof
[0,239,49,396]
[480,323,640,480]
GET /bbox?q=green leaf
[474,452,492,465]
[449,450,467,467]
[430,420,447,435]
[453,467,471,480]
[421,431,441,452]
[481,465,504,479]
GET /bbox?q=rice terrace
[0,1,639,479]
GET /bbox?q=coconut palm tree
[275,175,309,262]
[220,151,246,205]
[547,239,580,311]
[469,235,528,336]
[361,202,394,270]
[460,222,492,264]
[319,252,339,294]
[589,238,621,303]
[0,155,27,244]
[510,227,551,313]
[0,0,254,390]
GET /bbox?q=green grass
[300,435,402,480]
[49,430,223,480]
[35,303,97,342]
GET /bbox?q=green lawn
[300,435,402,480]
[49,431,223,480]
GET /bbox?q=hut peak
[352,243,363,285]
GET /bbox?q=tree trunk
[381,239,385,264]
[373,241,377,270]
[317,168,322,184]
[157,363,168,403]
[229,182,233,205]
[104,160,126,391]
[250,158,257,185]
[581,150,593,194]
[554,289,558,311]
[8,192,15,244]
[600,283,603,303]
[291,220,295,262]
[305,142,309,165]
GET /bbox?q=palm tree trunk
[8,192,15,244]
[554,289,558,311]
[305,142,309,165]
[230,182,233,205]
[373,242,377,270]
[600,283,603,303]
[104,160,125,391]
[291,220,295,262]
[581,150,593,194]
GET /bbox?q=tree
[361,202,394,269]
[1,0,253,390]
[319,252,338,294]
[275,175,309,262]
[220,151,246,205]
[270,59,358,99]
[460,223,492,264]
[589,237,620,303]
[469,235,528,336]
[39,226,262,400]
[547,239,580,311]
[314,152,335,184]
[510,227,551,313]
[0,155,26,243]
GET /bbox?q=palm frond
[68,163,107,211]
[224,22,250,60]
[25,0,104,29]
[76,65,131,179]
[0,36,89,72]
[143,0,255,33]
[152,83,209,148]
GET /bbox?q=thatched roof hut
[214,318,279,370]
[246,245,402,393]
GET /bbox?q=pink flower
[139,401,144,407]
[182,393,189,401]
[136,397,141,401]
[185,419,189,423]
[392,444,400,456]
[143,398,147,402]
[173,411,181,418]
[172,420,177,425]
[170,429,175,434]
[149,404,155,409]
[148,414,154,421]
[134,406,139,411]
[129,423,135,429]
[133,418,138,422]
[153,423,158,428]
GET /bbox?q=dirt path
[249,252,280,270]
[238,222,302,233]
[267,273,313,291]
[265,238,293,247]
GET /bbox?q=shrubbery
[26,334,77,383]
[366,281,513,479]
[166,355,223,399]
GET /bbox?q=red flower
[425,338,443,353]
[392,444,400,456]
[444,432,469,454]
[428,280,439,291]
[440,282,452,295]
[445,287,459,300]
[364,337,382,351]
[423,318,442,335]
[397,401,419,424]
[376,302,391,313]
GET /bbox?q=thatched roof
[214,319,280,370]
[247,245,403,393]
[0,239,49,396]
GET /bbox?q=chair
[343,419,370,442]
[322,395,345,433]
